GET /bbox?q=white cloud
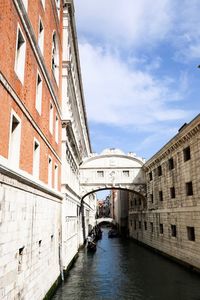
[74,0,173,49]
[74,0,200,61]
[79,43,190,128]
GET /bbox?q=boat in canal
[108,228,119,238]
[87,240,97,252]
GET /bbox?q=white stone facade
[0,169,62,299]
[129,114,200,271]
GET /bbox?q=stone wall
[129,114,200,271]
[0,170,62,299]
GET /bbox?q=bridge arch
[80,148,146,199]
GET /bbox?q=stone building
[61,1,93,270]
[0,0,94,299]
[129,114,200,272]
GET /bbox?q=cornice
[144,116,200,170]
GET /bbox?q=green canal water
[52,228,200,300]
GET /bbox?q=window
[187,226,195,241]
[52,32,59,84]
[38,18,44,54]
[130,220,132,227]
[171,224,177,237]
[22,0,28,10]
[54,164,58,190]
[138,198,141,206]
[144,221,147,230]
[40,0,45,8]
[170,187,176,199]
[15,25,26,84]
[134,220,137,230]
[134,198,137,206]
[183,146,191,162]
[97,171,104,177]
[157,165,162,176]
[159,190,163,201]
[35,72,42,114]
[149,171,152,181]
[18,246,25,272]
[49,102,53,134]
[168,157,174,170]
[48,156,52,187]
[55,115,59,143]
[130,200,133,208]
[55,0,60,18]
[33,139,40,178]
[139,221,141,229]
[186,181,193,196]
[150,222,153,233]
[123,170,129,177]
[9,111,21,168]
[150,193,154,203]
[159,224,164,234]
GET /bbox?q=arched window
[52,32,59,84]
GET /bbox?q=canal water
[52,228,200,300]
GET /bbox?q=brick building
[129,114,200,272]
[0,0,93,299]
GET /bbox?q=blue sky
[74,0,200,161]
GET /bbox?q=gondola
[87,241,97,252]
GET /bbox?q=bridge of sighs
[79,148,146,199]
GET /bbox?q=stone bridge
[80,148,146,199]
[96,218,114,225]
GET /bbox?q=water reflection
[52,228,200,300]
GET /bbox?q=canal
[52,228,200,300]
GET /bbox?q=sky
[74,0,200,161]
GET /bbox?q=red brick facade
[0,0,63,190]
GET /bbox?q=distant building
[129,114,200,271]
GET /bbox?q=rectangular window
[183,146,191,162]
[134,198,137,206]
[157,165,162,176]
[138,198,141,206]
[159,223,164,234]
[159,190,163,201]
[171,224,177,237]
[15,25,26,84]
[22,0,28,10]
[130,220,132,227]
[187,226,195,241]
[48,156,52,187]
[186,181,193,196]
[149,171,152,181]
[49,102,53,134]
[55,115,59,143]
[33,139,40,178]
[130,200,133,208]
[123,170,129,177]
[9,111,21,168]
[40,0,45,8]
[144,221,147,230]
[35,72,42,114]
[38,18,44,54]
[150,222,153,233]
[150,193,154,203]
[134,220,137,230]
[55,0,60,18]
[168,157,174,170]
[97,171,104,177]
[139,221,141,229]
[54,164,58,190]
[170,187,176,199]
